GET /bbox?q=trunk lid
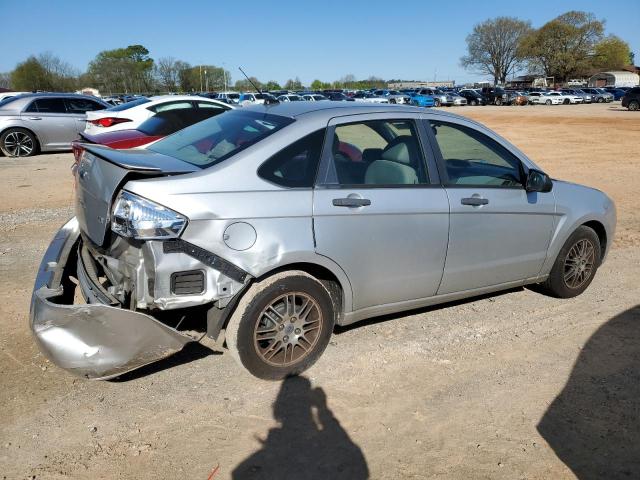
[75,144,198,246]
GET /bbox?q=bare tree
[0,72,10,89]
[461,17,532,85]
[155,57,181,92]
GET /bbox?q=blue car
[408,91,435,107]
[605,88,627,101]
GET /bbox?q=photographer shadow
[538,305,640,479]
[232,376,369,480]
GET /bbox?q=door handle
[461,197,489,206]
[28,117,42,120]
[332,197,371,208]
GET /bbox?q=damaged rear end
[30,145,248,379]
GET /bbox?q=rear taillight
[88,117,132,128]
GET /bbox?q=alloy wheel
[253,292,322,367]
[563,239,596,289]
[3,131,34,157]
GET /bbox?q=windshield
[107,97,150,111]
[148,110,294,169]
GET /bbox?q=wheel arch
[581,220,607,261]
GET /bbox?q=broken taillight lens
[88,117,132,128]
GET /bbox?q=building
[506,75,551,88]
[587,71,640,88]
[388,80,455,89]
[76,87,101,97]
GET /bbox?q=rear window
[25,98,67,113]
[147,109,295,169]
[107,98,150,111]
[138,108,225,136]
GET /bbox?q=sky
[1,0,638,86]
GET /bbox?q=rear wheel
[545,100,552,105]
[434,99,441,107]
[563,99,570,105]
[470,99,477,106]
[597,97,604,103]
[225,271,335,380]
[628,100,639,111]
[0,128,38,157]
[540,226,601,298]
[495,98,503,106]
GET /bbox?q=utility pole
[205,69,208,92]
[199,65,203,92]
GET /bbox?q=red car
[72,106,229,162]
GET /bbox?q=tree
[263,80,281,91]
[461,17,532,85]
[284,77,303,90]
[155,57,182,92]
[519,11,605,82]
[593,36,631,70]
[10,53,78,91]
[234,76,262,92]
[87,45,155,94]
[310,79,330,90]
[0,72,10,89]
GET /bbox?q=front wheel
[597,97,604,103]
[225,271,335,380]
[470,99,477,106]
[0,128,38,157]
[495,98,503,106]
[546,100,552,105]
[434,99,441,107]
[628,100,639,111]
[540,226,601,298]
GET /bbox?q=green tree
[461,17,532,85]
[263,80,281,91]
[234,76,262,92]
[519,11,605,82]
[10,53,78,91]
[88,45,155,94]
[593,36,632,70]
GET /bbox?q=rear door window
[24,98,67,113]
[65,98,106,113]
[150,101,194,113]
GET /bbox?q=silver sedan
[0,93,109,157]
[30,103,616,380]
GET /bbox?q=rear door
[426,117,555,294]
[21,98,76,149]
[312,113,450,312]
[65,97,106,136]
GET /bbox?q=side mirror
[525,169,553,193]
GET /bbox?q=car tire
[470,100,477,106]
[545,100,552,105]
[0,128,39,158]
[628,100,639,111]
[540,226,601,299]
[563,99,570,104]
[597,97,604,103]
[434,99,441,107]
[225,270,335,380]
[495,98,503,106]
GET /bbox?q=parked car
[325,92,355,101]
[71,101,232,161]
[238,93,275,105]
[480,87,514,106]
[544,92,583,104]
[278,94,304,102]
[414,88,453,107]
[0,93,109,157]
[621,87,640,111]
[31,103,616,381]
[375,90,411,105]
[447,92,467,106]
[579,88,613,103]
[602,88,627,101]
[352,92,390,104]
[560,89,592,103]
[0,91,29,102]
[84,95,229,135]
[302,94,329,102]
[458,89,486,106]
[408,91,435,107]
[215,92,241,104]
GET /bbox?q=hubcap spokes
[4,132,33,157]
[254,292,322,367]
[563,239,595,289]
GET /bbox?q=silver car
[0,93,109,157]
[30,103,616,380]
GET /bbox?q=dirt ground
[0,103,638,479]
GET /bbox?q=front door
[312,114,450,312]
[21,97,77,149]
[427,119,555,294]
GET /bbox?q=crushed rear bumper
[29,217,191,380]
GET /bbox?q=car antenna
[238,66,279,105]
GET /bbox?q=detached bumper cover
[29,217,191,380]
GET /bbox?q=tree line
[0,45,388,94]
[461,10,634,85]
